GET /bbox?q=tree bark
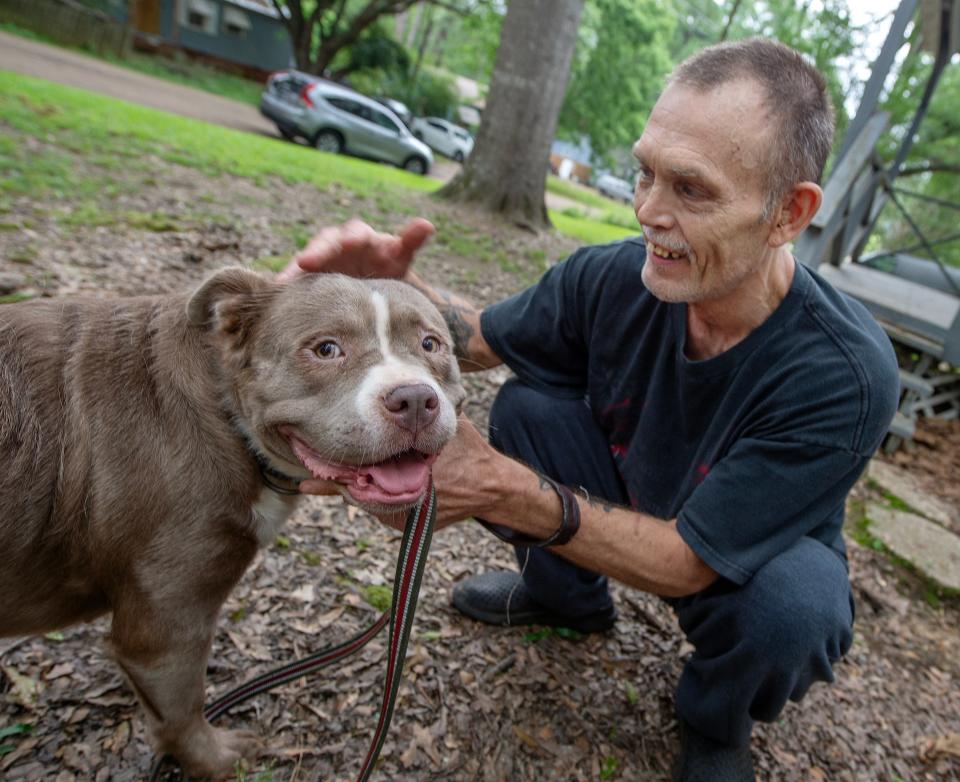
[438,0,584,232]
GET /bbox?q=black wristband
[477,474,581,548]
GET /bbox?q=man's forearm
[476,453,718,598]
[404,271,501,373]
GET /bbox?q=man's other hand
[276,218,435,282]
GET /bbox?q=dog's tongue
[288,434,431,505]
[359,452,430,495]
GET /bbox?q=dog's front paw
[178,724,264,781]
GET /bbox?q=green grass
[547,175,624,211]
[551,211,636,244]
[1,22,264,106]
[361,584,393,612]
[0,292,37,304]
[0,71,633,249]
[547,179,637,233]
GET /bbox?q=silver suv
[260,71,433,175]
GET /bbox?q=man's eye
[678,183,700,198]
[314,341,343,359]
[421,335,441,353]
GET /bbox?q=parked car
[409,117,474,163]
[375,97,413,128]
[260,70,433,175]
[596,173,635,203]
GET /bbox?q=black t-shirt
[480,237,900,585]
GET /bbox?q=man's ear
[187,267,275,350]
[768,182,823,247]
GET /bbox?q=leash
[149,481,438,781]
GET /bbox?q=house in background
[550,138,593,184]
[127,0,292,79]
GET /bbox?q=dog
[0,267,465,779]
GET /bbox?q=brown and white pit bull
[0,267,465,779]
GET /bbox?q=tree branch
[719,0,742,41]
[898,163,960,177]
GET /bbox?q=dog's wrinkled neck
[230,417,301,496]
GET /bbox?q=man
[283,39,899,782]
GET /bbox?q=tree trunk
[438,0,584,231]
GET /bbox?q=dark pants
[489,379,855,748]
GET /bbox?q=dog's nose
[383,384,440,432]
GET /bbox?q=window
[369,109,400,134]
[427,120,448,133]
[326,97,364,117]
[222,7,251,38]
[181,0,217,34]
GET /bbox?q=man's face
[633,79,778,304]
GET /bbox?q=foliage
[557,0,675,165]
[271,0,476,75]
[349,63,459,118]
[328,25,411,81]
[397,65,460,117]
[869,30,960,268]
[423,4,504,83]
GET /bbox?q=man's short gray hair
[668,38,835,220]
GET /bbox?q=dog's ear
[187,267,275,349]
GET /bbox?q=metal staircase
[795,0,960,445]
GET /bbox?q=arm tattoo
[584,494,614,514]
[408,280,477,360]
[443,305,476,359]
[537,478,614,513]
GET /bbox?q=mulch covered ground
[1,143,958,781]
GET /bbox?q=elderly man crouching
[287,38,900,782]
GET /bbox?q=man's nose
[383,383,440,433]
[635,183,675,230]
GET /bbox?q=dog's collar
[233,424,302,495]
[256,455,302,496]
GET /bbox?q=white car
[596,174,635,203]
[410,117,474,163]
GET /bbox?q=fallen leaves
[919,732,960,761]
[2,666,42,710]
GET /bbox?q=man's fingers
[287,218,431,280]
[398,218,435,261]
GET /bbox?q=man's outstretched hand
[276,217,435,282]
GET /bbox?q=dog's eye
[314,341,343,359]
[421,336,441,353]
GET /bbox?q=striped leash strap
[149,481,438,781]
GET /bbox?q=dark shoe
[673,719,755,782]
[451,570,616,634]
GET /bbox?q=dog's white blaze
[251,489,295,547]
[371,291,394,361]
[354,290,454,429]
